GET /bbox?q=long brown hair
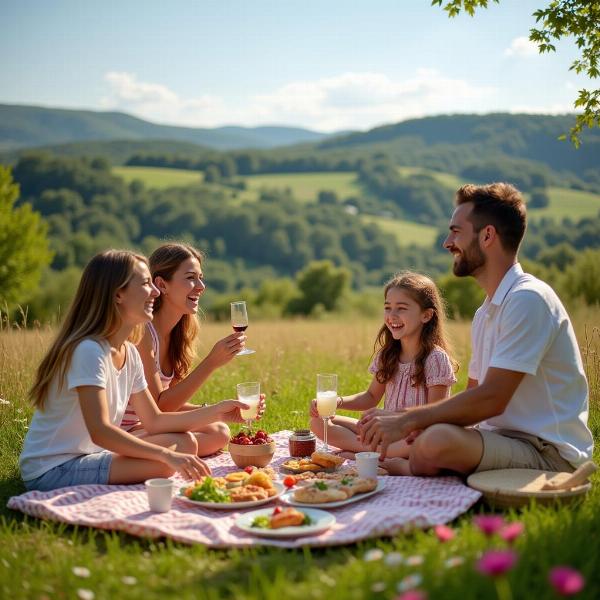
[374,271,456,387]
[30,250,147,409]
[149,243,204,381]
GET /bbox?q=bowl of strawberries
[229,430,276,468]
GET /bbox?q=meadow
[113,166,204,189]
[113,165,600,234]
[1,311,599,599]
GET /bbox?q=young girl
[121,243,254,456]
[20,250,251,492]
[310,272,457,474]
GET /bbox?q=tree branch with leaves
[432,0,600,146]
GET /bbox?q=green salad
[182,477,231,503]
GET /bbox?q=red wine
[233,325,248,332]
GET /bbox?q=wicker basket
[467,468,592,509]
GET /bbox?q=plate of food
[280,451,345,474]
[235,506,335,538]
[280,475,386,508]
[178,470,284,509]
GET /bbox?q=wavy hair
[374,271,456,387]
[149,243,204,381]
[30,250,147,409]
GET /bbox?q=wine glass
[237,381,260,431]
[230,301,255,356]
[316,373,337,452]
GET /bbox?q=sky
[0,0,589,132]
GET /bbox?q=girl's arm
[77,386,209,478]
[130,387,253,433]
[339,376,386,411]
[427,384,452,404]
[310,376,385,417]
[137,330,244,412]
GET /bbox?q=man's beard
[452,238,486,277]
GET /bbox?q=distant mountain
[318,113,600,177]
[0,104,330,151]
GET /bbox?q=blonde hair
[30,250,148,409]
[374,271,457,387]
[149,243,204,381]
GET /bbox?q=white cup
[355,452,380,479]
[145,478,174,512]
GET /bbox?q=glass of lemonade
[237,381,260,430]
[316,373,337,452]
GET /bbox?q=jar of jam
[288,429,317,457]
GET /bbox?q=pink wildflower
[434,524,455,542]
[476,550,518,577]
[499,522,524,544]
[473,515,505,536]
[394,591,427,600]
[548,566,585,596]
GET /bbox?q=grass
[1,310,599,599]
[243,172,363,203]
[528,187,600,222]
[360,215,439,248]
[113,166,204,189]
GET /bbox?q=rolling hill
[0,104,330,152]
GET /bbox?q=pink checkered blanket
[7,431,481,548]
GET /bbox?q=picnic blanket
[7,431,481,548]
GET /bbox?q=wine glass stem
[323,417,328,452]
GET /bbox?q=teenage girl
[20,250,250,491]
[121,243,261,456]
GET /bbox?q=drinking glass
[237,381,260,430]
[230,301,255,356]
[316,373,337,452]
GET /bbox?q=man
[360,183,593,476]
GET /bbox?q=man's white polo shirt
[469,263,593,467]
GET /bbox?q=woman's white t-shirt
[20,338,147,481]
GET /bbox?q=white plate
[235,507,335,538]
[280,478,386,508]
[177,482,284,510]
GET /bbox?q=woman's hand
[218,394,266,424]
[206,332,246,369]
[164,451,211,480]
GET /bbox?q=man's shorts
[474,428,574,473]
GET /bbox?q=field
[1,311,599,599]
[528,187,600,222]
[360,215,439,247]
[243,172,362,203]
[113,166,204,189]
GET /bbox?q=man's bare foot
[339,451,356,461]
[379,457,412,476]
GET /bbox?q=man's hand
[357,407,398,427]
[359,413,418,459]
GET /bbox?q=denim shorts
[24,451,113,492]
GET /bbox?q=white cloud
[100,72,223,126]
[100,69,497,131]
[504,36,538,57]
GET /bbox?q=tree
[285,260,350,315]
[529,188,550,208]
[433,0,600,145]
[0,166,53,306]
